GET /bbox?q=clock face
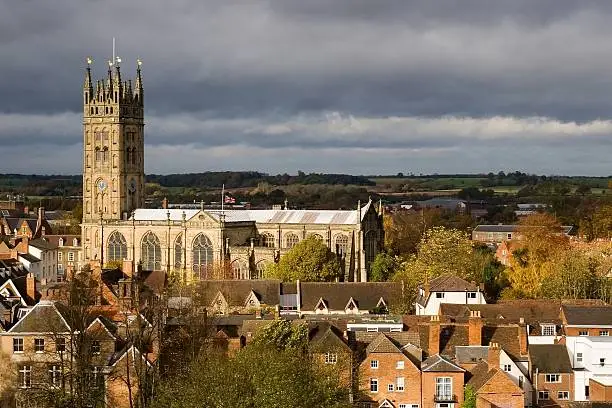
[128,179,137,193]
[97,180,108,192]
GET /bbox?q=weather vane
[86,56,93,65]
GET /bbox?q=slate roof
[529,344,572,373]
[562,305,612,326]
[132,200,372,225]
[8,300,71,333]
[300,282,402,311]
[29,238,57,250]
[455,346,490,364]
[196,279,281,307]
[473,224,574,234]
[422,354,464,372]
[19,253,40,263]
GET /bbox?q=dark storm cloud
[1,0,612,175]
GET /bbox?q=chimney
[161,197,168,209]
[468,310,483,346]
[518,319,528,356]
[429,315,441,356]
[26,273,36,302]
[487,342,501,369]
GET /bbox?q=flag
[224,195,236,204]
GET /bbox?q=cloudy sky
[1,1,612,176]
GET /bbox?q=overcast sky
[1,0,612,176]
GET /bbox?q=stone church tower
[81,58,145,261]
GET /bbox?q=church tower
[82,57,145,223]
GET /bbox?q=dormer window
[73,238,78,246]
[467,292,477,299]
[58,238,64,247]
[541,324,556,336]
[436,293,445,299]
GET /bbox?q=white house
[565,335,612,401]
[415,275,486,316]
[26,238,58,283]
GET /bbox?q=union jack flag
[224,195,236,204]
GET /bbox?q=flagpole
[221,184,225,215]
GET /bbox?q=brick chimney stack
[26,273,36,302]
[518,318,528,356]
[161,197,168,209]
[488,342,501,369]
[429,315,441,356]
[468,310,483,346]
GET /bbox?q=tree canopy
[265,236,342,282]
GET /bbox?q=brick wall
[358,352,421,407]
[535,372,573,407]
[565,327,610,336]
[422,371,464,408]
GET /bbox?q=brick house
[357,332,423,408]
[308,322,353,389]
[529,344,574,407]
[421,354,465,408]
[465,343,524,408]
[561,305,612,337]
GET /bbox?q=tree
[369,252,401,282]
[462,385,477,408]
[265,236,342,282]
[251,320,308,351]
[541,249,600,300]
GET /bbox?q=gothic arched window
[261,233,275,248]
[141,232,161,271]
[95,147,102,165]
[254,261,268,279]
[335,234,349,256]
[192,234,213,278]
[102,147,109,164]
[174,234,183,269]
[231,259,248,279]
[364,230,377,271]
[285,233,299,249]
[107,231,127,262]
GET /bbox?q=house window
[56,338,66,352]
[34,338,45,353]
[518,376,524,388]
[397,377,405,392]
[68,252,74,262]
[370,378,378,393]
[558,391,569,400]
[324,353,338,364]
[507,233,512,240]
[503,364,511,372]
[58,252,63,261]
[541,325,556,336]
[600,358,606,366]
[396,361,405,369]
[370,360,379,369]
[436,292,445,299]
[18,365,31,388]
[13,338,23,353]
[577,353,583,362]
[545,374,561,383]
[579,330,589,336]
[435,377,452,400]
[538,391,549,400]
[367,327,378,333]
[49,365,62,386]
[388,383,395,392]
[91,340,101,354]
[599,330,609,336]
[467,292,477,299]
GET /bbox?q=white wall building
[27,238,58,283]
[415,275,486,315]
[565,336,612,401]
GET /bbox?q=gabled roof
[8,300,71,333]
[366,333,403,354]
[309,323,350,353]
[300,282,402,311]
[355,331,421,349]
[529,344,572,373]
[422,354,465,372]
[483,325,525,361]
[467,361,498,390]
[195,280,281,308]
[562,305,612,326]
[416,275,480,307]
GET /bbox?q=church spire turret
[84,57,93,103]
[134,59,143,105]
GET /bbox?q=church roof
[132,200,373,226]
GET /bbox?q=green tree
[369,252,401,282]
[251,320,308,351]
[265,236,342,282]
[462,385,477,408]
